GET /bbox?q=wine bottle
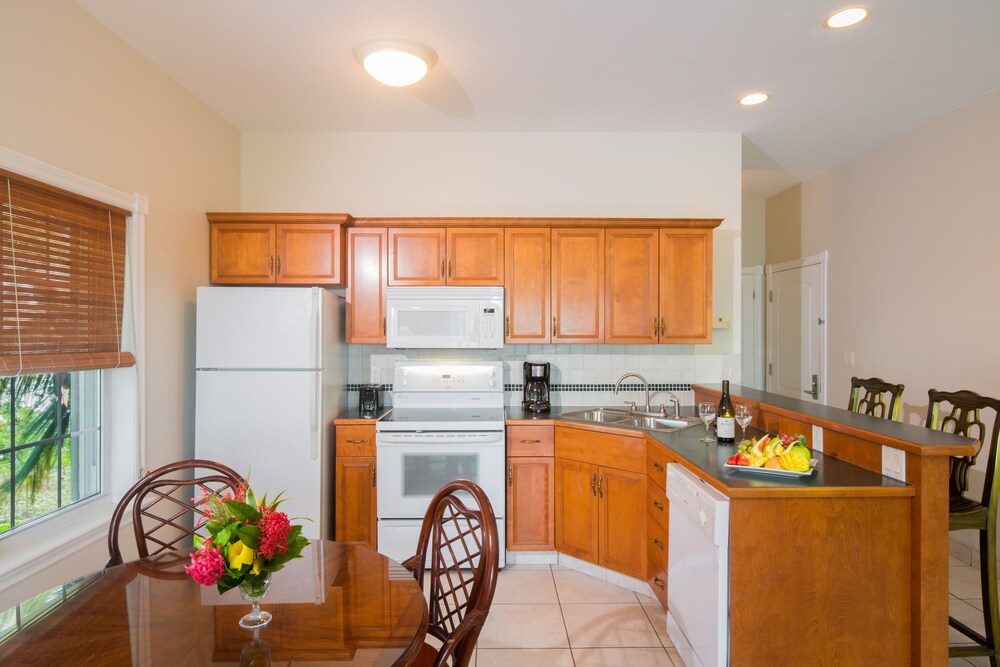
[716,380,736,443]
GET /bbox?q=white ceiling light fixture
[740,92,770,106]
[824,6,871,29]
[353,36,438,87]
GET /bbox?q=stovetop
[375,407,505,432]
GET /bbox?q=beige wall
[0,0,240,598]
[765,184,802,265]
[741,198,766,267]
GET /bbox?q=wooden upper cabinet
[387,228,447,285]
[551,228,605,343]
[347,228,387,344]
[605,229,659,344]
[504,228,551,343]
[659,229,712,343]
[207,213,349,286]
[447,228,504,285]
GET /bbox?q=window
[0,372,101,533]
[0,165,135,537]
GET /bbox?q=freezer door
[195,370,325,540]
[196,286,321,369]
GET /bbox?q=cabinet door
[599,467,646,578]
[551,228,604,343]
[554,458,599,563]
[210,222,275,284]
[605,229,659,344]
[347,228,387,344]
[446,227,504,285]
[504,228,551,343]
[275,223,344,285]
[335,457,377,549]
[659,229,712,343]
[387,228,447,285]
[508,457,555,551]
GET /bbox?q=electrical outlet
[369,367,381,384]
[712,314,730,329]
[842,351,855,367]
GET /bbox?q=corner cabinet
[335,424,377,550]
[207,213,350,285]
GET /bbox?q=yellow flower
[252,559,261,576]
[227,540,255,570]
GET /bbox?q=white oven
[386,286,504,349]
[374,361,507,566]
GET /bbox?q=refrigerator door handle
[309,288,320,369]
[310,376,319,460]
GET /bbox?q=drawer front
[555,424,645,473]
[507,425,555,457]
[646,483,668,532]
[647,512,668,571]
[646,441,670,490]
[646,547,668,609]
[336,425,376,457]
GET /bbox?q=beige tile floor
[464,558,996,666]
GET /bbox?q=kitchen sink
[561,408,702,433]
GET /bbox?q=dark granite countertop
[333,406,391,424]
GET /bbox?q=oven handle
[375,432,505,446]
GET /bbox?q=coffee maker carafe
[522,362,551,413]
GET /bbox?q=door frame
[765,251,828,404]
[740,265,765,389]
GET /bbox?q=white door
[766,253,827,403]
[195,369,324,539]
[740,266,765,390]
[196,286,320,369]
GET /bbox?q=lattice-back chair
[926,389,1000,665]
[847,376,905,420]
[401,480,500,667]
[106,460,244,569]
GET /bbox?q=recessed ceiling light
[824,6,870,29]
[740,92,770,106]
[353,36,438,87]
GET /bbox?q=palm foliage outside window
[0,371,101,534]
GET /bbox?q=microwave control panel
[478,304,502,347]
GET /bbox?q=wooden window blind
[0,168,135,375]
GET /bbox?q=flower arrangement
[184,483,310,594]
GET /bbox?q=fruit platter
[724,432,817,477]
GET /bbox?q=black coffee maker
[522,362,551,413]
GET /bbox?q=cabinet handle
[269,256,274,275]
[659,318,665,337]
[383,317,386,335]
[505,316,510,337]
[653,462,664,473]
[276,256,281,275]
[598,474,603,498]
[653,576,665,590]
[653,538,665,551]
[552,316,557,337]
[440,259,445,278]
[520,439,542,444]
[448,259,452,278]
[653,317,659,336]
[371,466,376,487]
[591,474,597,497]
[652,500,664,511]
[346,439,368,444]
[508,464,513,487]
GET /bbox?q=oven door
[375,431,506,520]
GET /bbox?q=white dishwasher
[666,463,730,667]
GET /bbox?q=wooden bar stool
[847,376,904,420]
[926,389,1000,665]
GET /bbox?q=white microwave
[385,286,504,349]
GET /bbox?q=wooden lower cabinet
[554,457,645,578]
[507,457,555,550]
[335,424,377,549]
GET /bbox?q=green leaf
[237,525,262,550]
[224,499,262,523]
[245,485,256,509]
[193,534,206,550]
[214,520,242,548]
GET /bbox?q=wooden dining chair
[926,389,1000,665]
[401,480,500,667]
[105,459,244,568]
[847,376,905,420]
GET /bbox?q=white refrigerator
[194,286,346,540]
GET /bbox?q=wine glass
[735,404,753,440]
[698,402,716,443]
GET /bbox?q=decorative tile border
[347,382,692,393]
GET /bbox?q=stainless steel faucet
[664,392,680,419]
[614,372,651,413]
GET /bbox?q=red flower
[258,508,291,559]
[185,545,226,586]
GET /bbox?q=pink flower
[258,508,291,559]
[185,545,226,586]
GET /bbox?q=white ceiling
[77,0,1000,198]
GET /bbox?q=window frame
[0,145,146,598]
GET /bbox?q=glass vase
[238,574,273,629]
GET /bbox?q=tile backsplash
[347,344,739,409]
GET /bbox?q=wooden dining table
[0,541,428,665]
